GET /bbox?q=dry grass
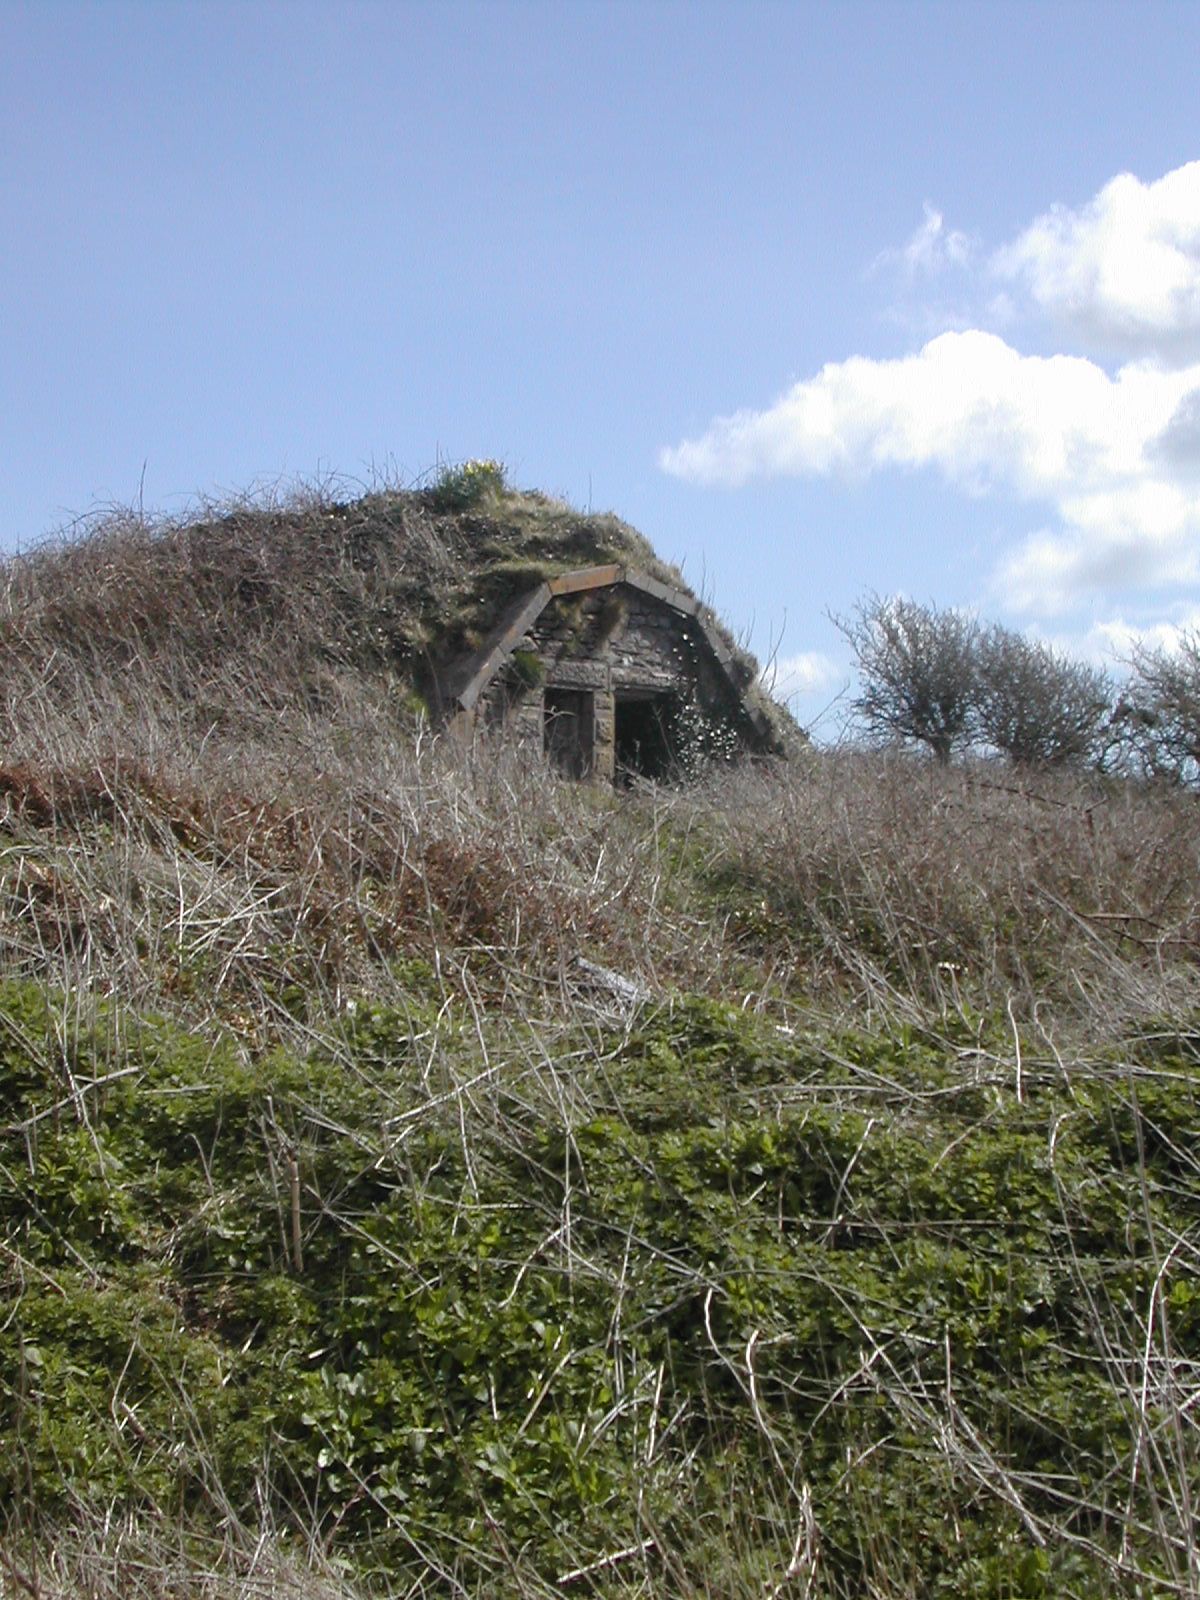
[686,751,1200,1038]
[2,659,1199,1049]
[0,1516,360,1600]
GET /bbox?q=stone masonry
[442,566,774,781]
[476,586,743,779]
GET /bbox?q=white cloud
[997,479,1200,613]
[762,650,841,702]
[994,162,1200,358]
[661,161,1200,617]
[661,329,1200,613]
[660,329,1194,497]
[875,202,972,278]
[1073,607,1200,664]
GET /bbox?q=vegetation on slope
[0,464,786,743]
[1,475,1198,1599]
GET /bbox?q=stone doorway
[544,687,595,777]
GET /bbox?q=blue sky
[4,0,1200,731]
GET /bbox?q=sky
[4,0,1200,733]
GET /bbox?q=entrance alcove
[614,691,677,781]
[443,564,781,779]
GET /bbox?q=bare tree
[835,595,979,762]
[1118,629,1200,784]
[976,625,1113,768]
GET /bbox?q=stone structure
[440,566,776,781]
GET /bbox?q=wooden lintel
[546,565,625,597]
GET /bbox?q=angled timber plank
[623,569,699,616]
[451,582,552,711]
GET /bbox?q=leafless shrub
[976,624,1114,768]
[1119,628,1200,785]
[834,595,980,763]
[835,597,1124,775]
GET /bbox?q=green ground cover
[5,978,1197,1597]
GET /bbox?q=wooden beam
[623,569,698,616]
[546,564,625,597]
[451,582,552,711]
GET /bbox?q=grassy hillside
[1,478,1198,1599]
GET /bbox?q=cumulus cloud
[1050,607,1200,673]
[993,162,1200,359]
[1151,384,1200,471]
[661,328,1200,613]
[661,330,1191,490]
[661,164,1200,616]
[997,479,1200,613]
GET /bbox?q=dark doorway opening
[615,692,677,781]
[544,688,594,777]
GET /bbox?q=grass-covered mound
[0,463,788,745]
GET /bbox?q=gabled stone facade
[441,567,775,781]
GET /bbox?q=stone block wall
[474,583,749,780]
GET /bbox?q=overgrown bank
[0,480,1198,1598]
[3,733,1199,1600]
